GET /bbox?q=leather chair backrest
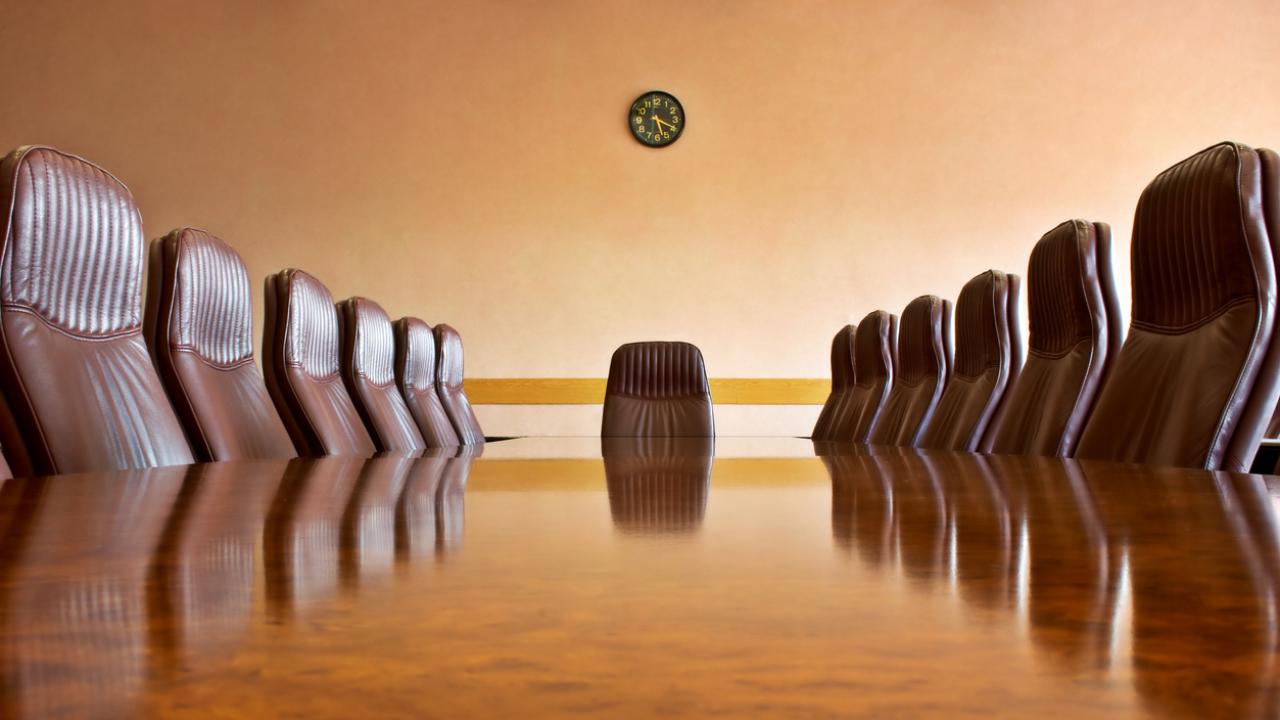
[0,145,193,475]
[393,317,460,448]
[867,296,952,447]
[433,324,485,445]
[262,269,375,457]
[848,310,898,443]
[601,341,714,437]
[811,324,856,440]
[337,297,426,453]
[814,313,898,442]
[1077,142,1280,471]
[920,270,1021,452]
[144,227,296,461]
[988,220,1121,457]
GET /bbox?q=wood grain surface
[0,439,1275,717]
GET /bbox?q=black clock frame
[628,90,684,148]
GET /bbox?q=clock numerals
[629,91,683,147]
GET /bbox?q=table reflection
[339,455,413,590]
[0,441,1277,717]
[147,460,287,678]
[823,450,1280,716]
[0,449,482,716]
[264,456,365,619]
[602,437,714,534]
[0,466,186,718]
[260,450,475,618]
[1115,470,1280,716]
[395,454,448,564]
[437,445,479,556]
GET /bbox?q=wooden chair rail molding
[466,378,829,405]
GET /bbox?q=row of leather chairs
[0,145,484,478]
[813,141,1280,473]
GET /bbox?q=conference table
[0,437,1276,717]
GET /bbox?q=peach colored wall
[3,0,1280,436]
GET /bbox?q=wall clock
[628,91,684,147]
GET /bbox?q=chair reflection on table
[146,460,288,677]
[869,448,951,584]
[263,448,477,617]
[0,467,187,719]
[1093,467,1280,716]
[822,445,895,568]
[602,437,714,534]
[339,454,417,590]
[436,445,480,557]
[263,456,366,621]
[821,448,1280,716]
[392,445,478,565]
[927,451,1018,611]
[1004,455,1123,674]
[395,452,449,564]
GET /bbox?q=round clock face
[629,91,684,147]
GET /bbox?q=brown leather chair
[601,341,714,437]
[988,221,1122,457]
[433,324,485,445]
[814,313,898,442]
[0,146,193,475]
[919,270,1022,452]
[867,296,952,447]
[145,227,296,461]
[393,317,460,448]
[1076,142,1280,471]
[263,269,376,457]
[337,297,426,454]
[846,311,898,443]
[811,325,856,440]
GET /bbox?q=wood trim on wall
[465,378,829,405]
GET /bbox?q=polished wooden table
[0,437,1277,717]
